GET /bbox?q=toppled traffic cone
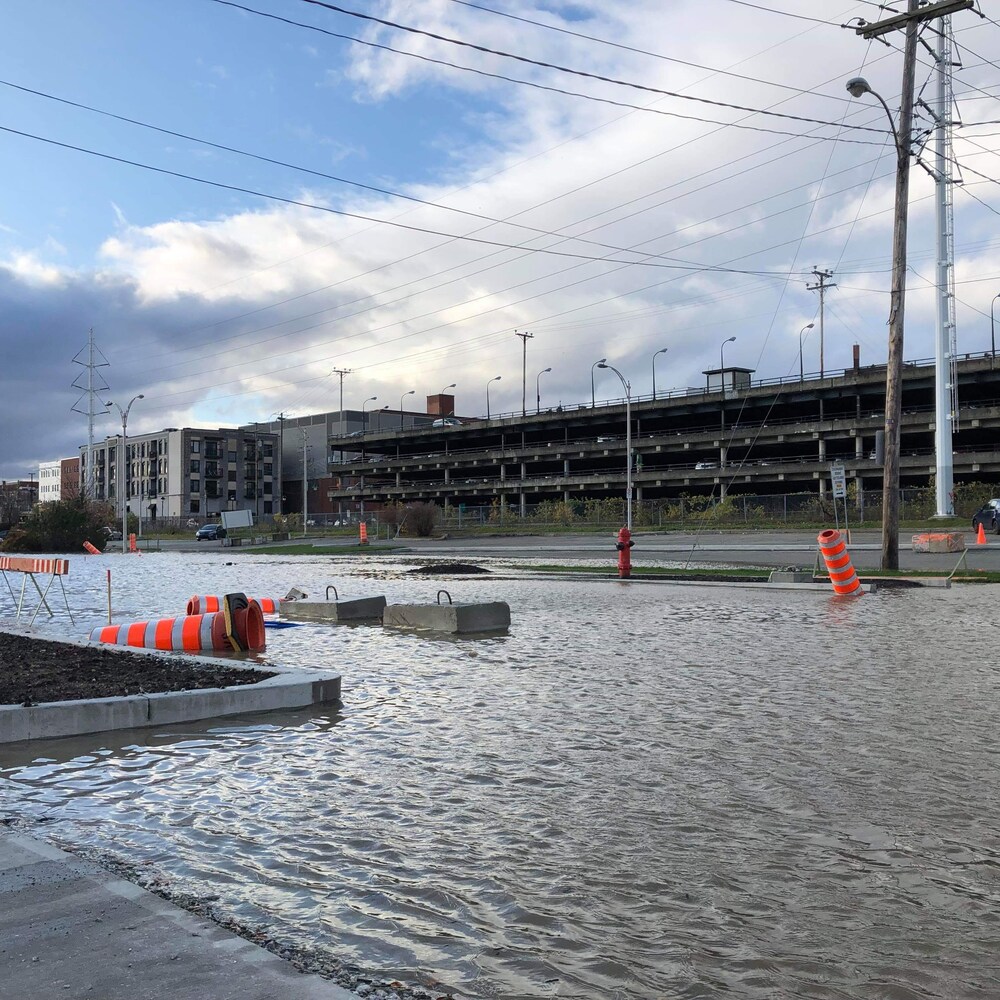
[977,522,987,545]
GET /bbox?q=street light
[798,323,815,381]
[991,293,999,368]
[847,72,915,570]
[597,363,632,530]
[535,367,552,411]
[362,395,378,433]
[720,337,736,469]
[440,382,456,394]
[399,389,415,430]
[652,347,668,399]
[375,405,390,432]
[591,358,607,408]
[105,393,144,554]
[486,375,501,419]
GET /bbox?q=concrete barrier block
[768,570,814,584]
[282,596,387,623]
[383,602,510,633]
[0,696,150,742]
[911,532,965,553]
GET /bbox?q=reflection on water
[2,554,1000,998]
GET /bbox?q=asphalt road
[147,528,996,573]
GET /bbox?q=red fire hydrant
[615,525,634,579]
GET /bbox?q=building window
[190,479,200,494]
[228,470,237,482]
[228,450,237,463]
[190,499,200,513]
[190,460,200,473]
[263,501,272,514]
[206,482,219,499]
[227,489,237,503]
[191,440,200,454]
[264,463,272,476]
[263,444,273,457]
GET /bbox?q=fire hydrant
[615,525,634,579]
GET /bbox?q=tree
[1,497,115,554]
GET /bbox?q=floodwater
[2,553,999,999]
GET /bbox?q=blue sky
[1,0,999,478]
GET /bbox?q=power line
[446,0,855,102]
[291,0,880,134]
[0,120,808,273]
[211,0,889,144]
[715,0,842,26]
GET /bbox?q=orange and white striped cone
[187,595,284,615]
[817,529,863,596]
[359,522,368,545]
[93,595,266,652]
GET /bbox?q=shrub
[1,497,115,554]
[406,502,440,537]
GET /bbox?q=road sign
[831,463,847,499]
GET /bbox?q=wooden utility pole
[515,329,534,417]
[806,268,835,378]
[852,0,975,570]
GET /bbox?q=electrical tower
[515,330,534,417]
[71,330,111,498]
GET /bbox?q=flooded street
[2,553,999,998]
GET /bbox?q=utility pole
[301,428,309,537]
[331,368,352,435]
[515,329,534,417]
[851,0,974,570]
[923,16,959,517]
[806,268,835,379]
[71,329,111,499]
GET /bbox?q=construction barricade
[0,556,75,626]
[91,593,265,652]
[816,529,863,597]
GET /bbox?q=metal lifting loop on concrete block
[326,585,340,601]
[437,590,453,605]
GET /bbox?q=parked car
[431,417,462,427]
[694,461,717,470]
[972,499,1000,535]
[195,523,227,541]
[103,526,123,541]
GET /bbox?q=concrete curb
[0,625,341,744]
[0,830,358,999]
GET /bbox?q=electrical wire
[211,0,888,143]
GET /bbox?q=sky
[1,0,999,479]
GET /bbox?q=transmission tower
[71,330,111,498]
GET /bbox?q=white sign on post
[831,463,847,499]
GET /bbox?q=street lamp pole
[399,390,415,430]
[486,375,501,419]
[440,383,456,417]
[991,293,999,368]
[591,358,607,408]
[598,363,632,530]
[798,323,814,381]
[652,348,668,399]
[105,394,144,554]
[847,42,917,569]
[719,337,736,469]
[362,395,378,434]
[535,367,551,411]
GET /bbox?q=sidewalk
[0,830,355,1000]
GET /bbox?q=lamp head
[405,389,415,396]
[726,336,737,344]
[846,77,871,98]
[137,393,145,400]
[597,363,609,370]
[804,323,814,330]
[542,367,552,374]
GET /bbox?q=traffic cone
[977,522,987,545]
[359,522,368,545]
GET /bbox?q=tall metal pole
[992,294,999,366]
[487,375,501,419]
[599,363,632,529]
[301,429,308,537]
[933,15,956,517]
[719,337,736,471]
[515,330,534,417]
[652,348,668,399]
[536,368,551,411]
[591,358,606,408]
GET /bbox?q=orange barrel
[817,529,863,596]
[83,541,101,555]
[187,595,283,615]
[359,522,368,545]
[92,596,265,652]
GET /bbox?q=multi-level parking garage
[324,354,1000,513]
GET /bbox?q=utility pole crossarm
[855,0,974,38]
